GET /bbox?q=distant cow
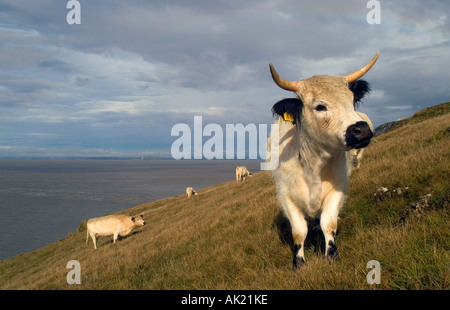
[236,166,253,182]
[267,53,379,267]
[86,214,146,249]
[186,187,198,198]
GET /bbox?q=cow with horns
[267,53,379,268]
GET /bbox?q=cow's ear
[272,98,303,123]
[348,79,371,107]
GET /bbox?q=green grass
[0,102,448,290]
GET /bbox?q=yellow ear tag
[283,112,294,122]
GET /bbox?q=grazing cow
[86,214,146,249]
[236,166,253,182]
[267,53,379,267]
[186,187,198,198]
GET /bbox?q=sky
[0,0,449,158]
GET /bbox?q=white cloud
[385,105,412,111]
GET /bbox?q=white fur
[268,76,372,264]
[236,166,253,182]
[186,187,198,198]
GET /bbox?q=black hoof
[293,256,306,269]
[327,240,340,262]
[292,244,306,269]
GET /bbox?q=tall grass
[0,102,448,290]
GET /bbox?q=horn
[343,53,380,83]
[269,62,301,92]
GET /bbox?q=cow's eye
[315,104,327,112]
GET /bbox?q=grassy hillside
[0,102,448,290]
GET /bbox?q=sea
[0,159,262,261]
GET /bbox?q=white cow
[186,187,198,198]
[236,166,253,182]
[267,53,379,267]
[86,214,146,249]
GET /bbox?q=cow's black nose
[346,121,373,149]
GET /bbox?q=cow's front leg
[89,232,98,250]
[281,196,308,268]
[320,191,344,262]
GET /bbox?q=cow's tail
[86,228,89,245]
